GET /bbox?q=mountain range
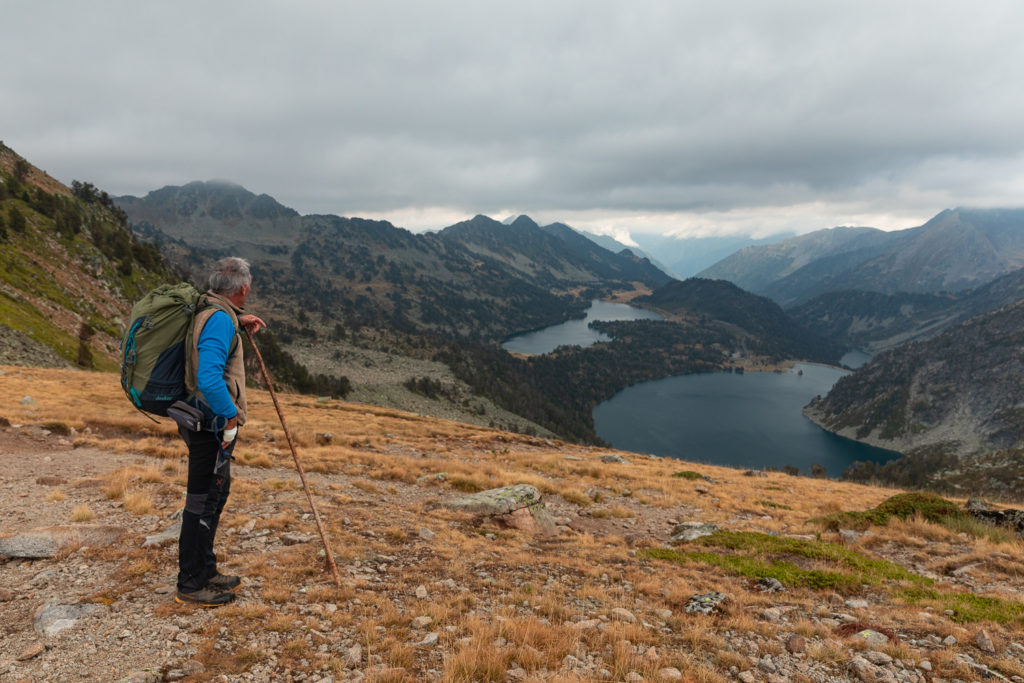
[4,141,1024,493]
[119,181,670,343]
[699,208,1024,307]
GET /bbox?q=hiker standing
[175,257,266,606]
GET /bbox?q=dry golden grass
[70,504,94,522]
[44,489,66,502]
[7,365,1024,682]
[123,490,154,515]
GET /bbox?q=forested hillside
[804,298,1024,494]
[0,143,169,369]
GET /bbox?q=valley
[3,141,1024,496]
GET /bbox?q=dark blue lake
[502,300,663,355]
[593,363,901,476]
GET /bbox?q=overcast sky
[4,1,1024,241]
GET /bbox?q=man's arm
[196,311,238,429]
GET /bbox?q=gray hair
[208,257,252,296]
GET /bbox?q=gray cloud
[4,0,1024,235]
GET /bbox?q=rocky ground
[3,366,1024,683]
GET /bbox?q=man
[175,257,266,607]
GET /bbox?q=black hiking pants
[177,427,234,592]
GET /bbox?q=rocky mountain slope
[804,298,1024,494]
[700,208,1024,307]
[118,182,670,343]
[3,366,1024,682]
[0,143,171,369]
[790,266,1024,353]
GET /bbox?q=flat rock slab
[444,484,556,534]
[35,601,105,636]
[0,525,128,559]
[669,522,719,544]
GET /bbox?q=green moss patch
[641,530,931,593]
[819,492,965,530]
[901,588,1024,625]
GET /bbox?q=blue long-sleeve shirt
[196,310,237,419]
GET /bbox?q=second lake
[593,363,901,475]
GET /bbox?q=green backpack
[120,283,206,416]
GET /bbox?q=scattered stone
[976,628,996,653]
[16,642,45,661]
[786,635,806,654]
[20,395,36,406]
[411,616,433,629]
[849,656,898,683]
[341,643,363,668]
[684,592,727,614]
[839,529,864,544]
[418,527,435,540]
[0,588,14,601]
[918,660,933,672]
[415,585,429,600]
[846,599,870,609]
[610,607,637,623]
[34,601,104,636]
[863,651,893,665]
[416,632,439,647]
[669,522,719,543]
[281,532,312,545]
[315,432,334,445]
[179,659,204,676]
[738,672,757,683]
[143,521,181,547]
[658,667,683,681]
[625,673,644,682]
[694,485,709,495]
[35,475,66,486]
[851,629,891,648]
[757,577,785,593]
[600,454,631,464]
[653,608,673,620]
[942,635,957,646]
[568,619,602,631]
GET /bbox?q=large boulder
[965,498,1024,537]
[443,484,556,534]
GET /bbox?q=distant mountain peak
[508,215,540,230]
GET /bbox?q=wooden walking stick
[245,329,343,587]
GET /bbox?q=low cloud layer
[4,1,1024,236]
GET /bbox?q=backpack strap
[185,293,242,395]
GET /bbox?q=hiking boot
[174,587,236,607]
[207,572,241,590]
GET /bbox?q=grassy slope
[2,366,1023,682]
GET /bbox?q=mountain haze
[700,208,1024,307]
